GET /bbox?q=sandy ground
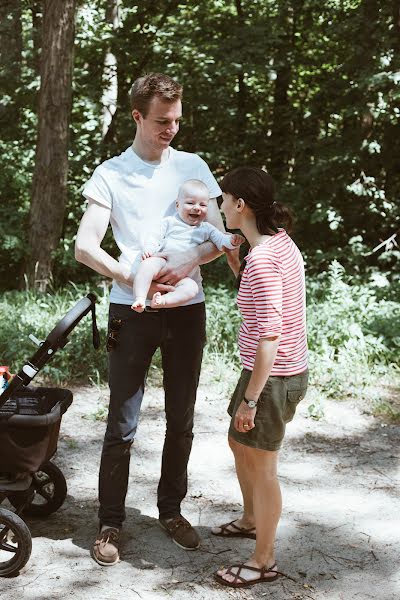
[1,365,399,600]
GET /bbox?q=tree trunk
[25,0,76,291]
[102,0,120,139]
[0,0,22,139]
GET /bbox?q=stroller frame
[0,293,99,577]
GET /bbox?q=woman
[212,167,308,588]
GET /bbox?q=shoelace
[169,517,190,531]
[99,529,119,545]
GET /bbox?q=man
[75,73,225,566]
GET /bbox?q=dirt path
[2,367,399,600]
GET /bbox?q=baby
[132,179,244,312]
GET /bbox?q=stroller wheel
[9,462,67,518]
[0,507,32,577]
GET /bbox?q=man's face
[176,192,209,226]
[132,97,182,151]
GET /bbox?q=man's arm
[75,199,131,284]
[156,198,243,285]
[156,197,223,284]
[75,199,175,294]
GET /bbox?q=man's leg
[94,304,161,564]
[157,303,206,548]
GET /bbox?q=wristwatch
[243,396,258,409]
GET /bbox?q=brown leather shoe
[159,515,200,550]
[92,527,120,566]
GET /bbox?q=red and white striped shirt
[237,230,308,376]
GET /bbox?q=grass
[1,264,399,422]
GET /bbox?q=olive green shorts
[228,368,309,451]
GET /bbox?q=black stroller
[0,294,99,577]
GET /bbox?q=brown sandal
[211,520,256,540]
[214,562,280,588]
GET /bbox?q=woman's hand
[234,400,256,433]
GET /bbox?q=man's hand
[148,281,175,296]
[141,250,153,260]
[153,249,197,285]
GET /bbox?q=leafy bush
[204,284,241,359]
[0,268,398,419]
[307,261,400,400]
[0,285,109,383]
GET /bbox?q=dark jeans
[98,302,206,528]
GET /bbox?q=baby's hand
[230,233,245,247]
[142,250,153,260]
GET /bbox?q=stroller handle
[0,293,98,407]
[46,294,96,345]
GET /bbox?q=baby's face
[176,192,209,226]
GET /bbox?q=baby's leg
[132,257,166,312]
[151,277,198,309]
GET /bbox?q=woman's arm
[245,336,280,400]
[233,336,280,433]
[234,248,283,433]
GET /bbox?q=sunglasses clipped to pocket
[106,318,122,352]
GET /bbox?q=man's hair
[129,73,183,116]
[177,179,209,201]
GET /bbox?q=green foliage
[0,285,110,383]
[307,261,400,402]
[1,267,398,422]
[1,0,400,287]
[372,400,400,423]
[204,281,243,371]
[307,397,325,421]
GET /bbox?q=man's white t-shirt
[82,145,222,305]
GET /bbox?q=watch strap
[243,396,258,407]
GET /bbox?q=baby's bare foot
[151,292,165,308]
[131,298,145,313]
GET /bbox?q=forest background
[0,0,399,421]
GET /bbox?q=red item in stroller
[0,294,99,577]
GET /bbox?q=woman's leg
[248,445,281,566]
[132,257,166,312]
[217,440,281,584]
[151,277,198,309]
[211,435,256,534]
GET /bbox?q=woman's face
[221,192,240,230]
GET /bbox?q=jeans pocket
[283,389,306,423]
[106,317,124,352]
